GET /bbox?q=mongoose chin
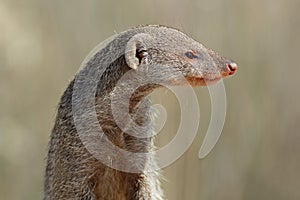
[44,25,237,200]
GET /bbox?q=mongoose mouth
[187,62,237,86]
[183,61,237,86]
[187,76,222,86]
[169,76,221,86]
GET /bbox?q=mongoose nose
[227,62,237,75]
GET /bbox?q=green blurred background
[1,0,300,199]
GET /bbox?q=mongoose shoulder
[44,25,237,200]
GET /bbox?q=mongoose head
[124,25,237,86]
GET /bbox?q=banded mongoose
[44,25,237,200]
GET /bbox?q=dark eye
[185,51,198,59]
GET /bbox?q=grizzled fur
[44,25,236,200]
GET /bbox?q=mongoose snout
[227,62,238,75]
[185,58,238,86]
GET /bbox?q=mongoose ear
[125,33,152,70]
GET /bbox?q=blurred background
[1,0,300,199]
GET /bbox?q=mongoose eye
[185,51,198,59]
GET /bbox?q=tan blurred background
[1,0,300,199]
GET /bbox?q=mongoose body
[44,25,237,200]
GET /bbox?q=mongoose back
[44,25,237,200]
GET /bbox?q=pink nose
[227,62,237,75]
